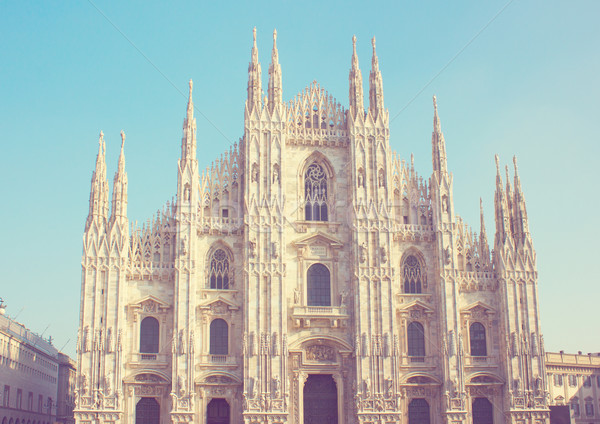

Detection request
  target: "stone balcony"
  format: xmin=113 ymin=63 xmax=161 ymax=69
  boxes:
xmin=291 ymin=305 xmax=349 ymax=328
xmin=129 ymin=352 xmax=170 ymax=368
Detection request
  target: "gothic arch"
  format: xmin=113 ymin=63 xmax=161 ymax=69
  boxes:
xmin=467 ymin=372 xmax=504 ymax=384
xmin=298 ymin=151 xmax=335 ymax=180
xmin=206 ymin=243 xmax=234 ymax=290
xmin=400 ymin=248 xmax=428 ymax=293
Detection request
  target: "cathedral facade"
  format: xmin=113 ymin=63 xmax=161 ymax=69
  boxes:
xmin=74 ymin=29 xmax=550 ymax=424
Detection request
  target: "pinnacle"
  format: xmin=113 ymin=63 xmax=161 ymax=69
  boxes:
xmin=120 ymin=130 xmax=126 ymax=150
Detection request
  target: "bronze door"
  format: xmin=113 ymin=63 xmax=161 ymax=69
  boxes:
xmin=303 ymin=374 xmax=338 ymax=424
xmin=207 ymin=398 xmax=230 ymax=424
xmin=135 ymin=398 xmax=159 ymax=424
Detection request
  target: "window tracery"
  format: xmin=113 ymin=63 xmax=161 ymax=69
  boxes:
xmin=209 ymin=248 xmax=233 ymax=290
xmin=304 ymin=163 xmax=328 ymax=221
xmin=403 ymin=255 xmax=423 ymax=294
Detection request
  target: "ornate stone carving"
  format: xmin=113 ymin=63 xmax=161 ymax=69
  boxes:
xmin=305 ymin=344 xmax=335 ymax=362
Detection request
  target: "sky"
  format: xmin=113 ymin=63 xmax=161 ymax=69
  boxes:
xmin=0 ymin=0 xmax=598 ymax=358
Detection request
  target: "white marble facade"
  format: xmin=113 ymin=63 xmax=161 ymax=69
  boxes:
xmin=74 ymin=30 xmax=551 ymax=424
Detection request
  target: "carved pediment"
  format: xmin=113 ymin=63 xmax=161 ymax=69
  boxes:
xmin=398 ymin=299 xmax=434 ymax=318
xmin=468 ymin=374 xmax=503 ymax=385
xmin=292 ymin=231 xmax=343 ymax=257
xmin=198 ymin=297 xmax=239 ymax=315
xmin=460 ymin=301 xmax=496 ymax=320
xmin=128 ymin=295 xmax=170 ymax=319
xmin=123 ymin=372 xmax=170 ymax=384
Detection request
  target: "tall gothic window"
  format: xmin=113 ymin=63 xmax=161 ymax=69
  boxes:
xmin=140 ymin=317 xmax=159 ymax=353
xmin=307 ymin=264 xmax=331 ymax=306
xmin=209 ymin=319 xmax=228 ymax=355
xmin=403 ymin=255 xmax=422 ymax=294
xmin=472 ymin=398 xmax=494 ymax=424
xmin=407 ymin=322 xmax=425 ymax=357
xmin=408 ymin=399 xmax=430 ymax=424
xmin=470 ymin=322 xmax=487 ymax=356
xmin=304 ymin=163 xmax=328 ymax=221
xmin=209 ymin=248 xmax=232 ymax=290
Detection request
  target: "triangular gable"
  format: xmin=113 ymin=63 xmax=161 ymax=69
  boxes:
xmin=460 ymin=301 xmax=496 ymax=317
xmin=398 ymin=299 xmax=434 ymax=317
xmin=198 ymin=296 xmax=239 ymax=315
xmin=129 ymin=295 xmax=170 ymax=314
xmin=292 ymin=231 xmax=343 ymax=249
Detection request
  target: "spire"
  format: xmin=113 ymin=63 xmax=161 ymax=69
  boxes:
xmin=181 ymin=79 xmax=197 ymax=163
xmin=110 ymin=131 xmax=128 ymax=225
xmin=247 ymin=27 xmax=262 ymax=113
xmin=512 ymin=155 xmax=530 ymax=245
xmin=431 ymin=96 xmax=448 ymax=176
xmin=268 ymin=28 xmax=282 ymax=113
xmin=368 ymin=36 xmax=384 ymax=120
xmin=479 ymin=198 xmax=490 ymax=262
xmin=348 ymin=35 xmax=364 ymax=119
xmin=86 ymin=131 xmax=109 ymax=230
xmin=494 ymin=155 xmax=511 ymax=246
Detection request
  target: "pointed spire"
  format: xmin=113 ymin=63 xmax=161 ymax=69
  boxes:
xmin=479 ymin=198 xmax=489 ymax=256
xmin=86 ymin=131 xmax=109 ymax=230
xmin=110 ymin=131 xmax=128 ymax=225
xmin=368 ymin=36 xmax=384 ymax=120
xmin=512 ymin=155 xmax=531 ymax=245
xmin=181 ymin=79 xmax=197 ymax=163
xmin=268 ymin=28 xmax=282 ymax=113
xmin=247 ymin=27 xmax=262 ymax=112
xmin=431 ymin=96 xmax=448 ymax=176
xmin=348 ymin=35 xmax=364 ymax=119
xmin=494 ymin=155 xmax=512 ymax=246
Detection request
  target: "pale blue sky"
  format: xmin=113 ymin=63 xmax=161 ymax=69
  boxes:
xmin=1 ymin=0 xmax=598 ymax=357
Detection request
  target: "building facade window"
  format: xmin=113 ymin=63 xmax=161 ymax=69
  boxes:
xmin=304 ymin=163 xmax=328 ymax=221
xmin=209 ymin=319 xmax=228 ymax=355
xmin=139 ymin=317 xmax=159 ymax=353
xmin=469 ymin=322 xmax=487 ymax=356
xmin=583 ymin=376 xmax=591 ymax=387
xmin=38 ymin=394 xmax=43 ymax=412
xmin=403 ymin=255 xmax=422 ymax=294
xmin=553 ymin=374 xmax=563 ymax=386
xmin=307 ymin=264 xmax=331 ymax=306
xmin=28 ymin=392 xmax=33 ymax=411
xmin=3 ymin=385 xmax=9 ymax=407
xmin=568 ymin=375 xmax=578 ymax=387
xmin=16 ymin=389 xmax=22 ymax=410
xmin=407 ymin=322 xmax=425 ymax=357
xmin=408 ymin=398 xmax=430 ymax=424
xmin=209 ymin=248 xmax=232 ymax=290
xmin=571 ymin=399 xmax=580 ymax=416
xmin=585 ymin=402 xmax=594 ymax=417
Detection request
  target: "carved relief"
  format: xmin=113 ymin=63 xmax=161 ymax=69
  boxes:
xmin=305 ymin=345 xmax=335 ymax=362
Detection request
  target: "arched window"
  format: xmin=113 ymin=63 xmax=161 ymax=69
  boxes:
xmin=403 ymin=255 xmax=422 ymax=294
xmin=408 ymin=398 xmax=430 ymax=424
xmin=136 ymin=397 xmax=159 ymax=424
xmin=140 ymin=317 xmax=159 ymax=353
xmin=304 ymin=163 xmax=328 ymax=221
xmin=407 ymin=322 xmax=425 ymax=358
xmin=472 ymin=397 xmax=493 ymax=424
xmin=209 ymin=248 xmax=232 ymax=290
xmin=210 ymin=319 xmax=228 ymax=355
xmin=307 ymin=264 xmax=331 ymax=306
xmin=470 ymin=322 xmax=487 ymax=356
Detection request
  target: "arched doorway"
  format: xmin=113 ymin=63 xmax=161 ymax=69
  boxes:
xmin=207 ymin=398 xmax=230 ymax=424
xmin=408 ymin=398 xmax=430 ymax=424
xmin=136 ymin=397 xmax=159 ymax=424
xmin=303 ymin=374 xmax=338 ymax=424
xmin=472 ymin=397 xmax=493 ymax=424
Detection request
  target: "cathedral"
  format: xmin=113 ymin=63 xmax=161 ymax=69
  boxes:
xmin=74 ymin=29 xmax=551 ymax=424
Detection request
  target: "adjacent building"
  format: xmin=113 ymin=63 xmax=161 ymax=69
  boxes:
xmin=0 ymin=312 xmax=74 ymax=424
xmin=74 ymin=30 xmax=594 ymax=424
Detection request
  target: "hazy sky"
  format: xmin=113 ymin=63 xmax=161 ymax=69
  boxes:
xmin=1 ymin=0 xmax=598 ymax=357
